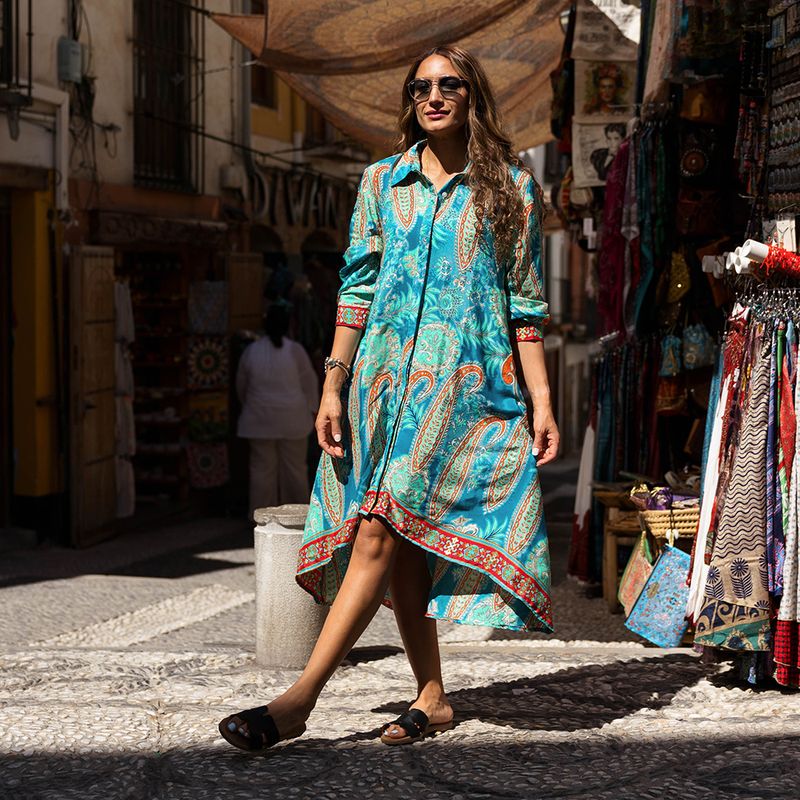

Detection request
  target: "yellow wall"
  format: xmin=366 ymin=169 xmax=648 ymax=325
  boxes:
xmin=11 ymin=189 xmax=60 ymax=497
xmin=251 ymin=78 xmax=306 ymax=141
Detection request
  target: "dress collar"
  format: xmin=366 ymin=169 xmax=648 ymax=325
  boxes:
xmin=389 ymin=139 xmax=471 ymax=187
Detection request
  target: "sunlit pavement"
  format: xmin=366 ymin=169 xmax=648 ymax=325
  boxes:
xmin=1 ymin=463 xmax=799 ymax=799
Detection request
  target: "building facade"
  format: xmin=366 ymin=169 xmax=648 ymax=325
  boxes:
xmin=0 ymin=0 xmax=365 ymax=547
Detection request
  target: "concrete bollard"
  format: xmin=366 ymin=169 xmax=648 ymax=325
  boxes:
xmin=253 ymin=504 xmax=328 ymax=669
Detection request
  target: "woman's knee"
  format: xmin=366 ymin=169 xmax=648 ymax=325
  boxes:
xmin=353 ymin=518 xmax=397 ymax=561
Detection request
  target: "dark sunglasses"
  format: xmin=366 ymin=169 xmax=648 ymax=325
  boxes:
xmin=407 ymin=76 xmax=469 ymax=102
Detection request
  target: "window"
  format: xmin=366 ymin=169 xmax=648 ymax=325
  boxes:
xmin=250 ymin=0 xmax=276 ymax=109
xmin=133 ymin=0 xmax=205 ymax=192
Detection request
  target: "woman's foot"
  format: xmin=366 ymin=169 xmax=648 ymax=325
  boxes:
xmin=381 ymin=690 xmax=453 ymax=743
xmin=219 ymin=691 xmax=312 ymax=752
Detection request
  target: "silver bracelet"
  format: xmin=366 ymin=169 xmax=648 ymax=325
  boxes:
xmin=324 ymin=356 xmax=351 ymax=380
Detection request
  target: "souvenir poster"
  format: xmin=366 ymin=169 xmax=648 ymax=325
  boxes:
xmin=574 ymin=60 xmax=637 ymax=119
xmin=572 ymin=0 xmax=639 ymax=62
xmin=572 ymin=121 xmax=628 ymax=187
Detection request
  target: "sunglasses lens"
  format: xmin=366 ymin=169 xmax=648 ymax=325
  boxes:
xmin=410 ymin=80 xmax=431 ymax=100
xmin=439 ymin=77 xmax=464 ymax=96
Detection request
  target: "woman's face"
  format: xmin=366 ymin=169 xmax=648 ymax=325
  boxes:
xmin=412 ymin=55 xmax=470 ymax=139
xmin=598 ymin=77 xmax=617 ymax=104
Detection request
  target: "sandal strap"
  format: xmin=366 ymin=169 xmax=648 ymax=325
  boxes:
xmin=235 ymin=705 xmax=281 ymax=749
xmin=388 ymin=708 xmax=429 ymax=738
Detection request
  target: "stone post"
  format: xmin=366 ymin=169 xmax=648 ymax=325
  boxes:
xmin=253 ymin=504 xmax=328 ymax=669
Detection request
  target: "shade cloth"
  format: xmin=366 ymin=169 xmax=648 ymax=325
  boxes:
xmin=212 ymin=0 xmax=571 ymax=150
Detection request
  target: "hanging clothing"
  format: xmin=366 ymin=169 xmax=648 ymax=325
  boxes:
xmin=297 ymin=140 xmax=552 ymax=632
xmin=695 ymin=331 xmax=772 ymax=652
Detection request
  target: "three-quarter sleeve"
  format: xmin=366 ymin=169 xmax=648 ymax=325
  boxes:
xmin=336 ymin=166 xmax=383 ymax=330
xmin=508 ymin=174 xmax=550 ymax=342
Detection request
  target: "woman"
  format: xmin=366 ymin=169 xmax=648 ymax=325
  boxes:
xmin=220 ymin=44 xmax=559 ymax=751
xmin=236 ymin=302 xmax=318 ymax=518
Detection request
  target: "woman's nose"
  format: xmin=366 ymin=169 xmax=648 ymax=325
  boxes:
xmin=428 ymin=84 xmax=445 ymax=103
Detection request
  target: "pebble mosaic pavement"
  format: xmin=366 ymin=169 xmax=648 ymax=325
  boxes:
xmin=2 ymin=465 xmax=799 ymax=799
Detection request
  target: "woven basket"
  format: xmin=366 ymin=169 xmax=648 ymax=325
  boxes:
xmin=639 ymin=507 xmax=699 ymax=539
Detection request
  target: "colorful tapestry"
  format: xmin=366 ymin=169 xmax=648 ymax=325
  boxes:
xmin=188 ymin=337 xmax=229 ymax=390
xmin=297 ymin=142 xmax=552 ymax=633
xmin=189 ymin=281 xmax=229 ymax=334
xmin=187 ymin=443 xmax=229 ymax=489
xmin=188 ymin=391 xmax=229 ymax=443
xmin=625 ymin=545 xmax=691 ymax=648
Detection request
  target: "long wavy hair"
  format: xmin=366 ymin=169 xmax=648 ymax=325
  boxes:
xmin=396 ymin=45 xmax=541 ymax=261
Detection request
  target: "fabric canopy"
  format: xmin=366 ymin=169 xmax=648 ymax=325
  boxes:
xmin=212 ymin=0 xmax=570 ymax=152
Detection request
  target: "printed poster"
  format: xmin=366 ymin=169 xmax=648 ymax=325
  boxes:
xmin=574 ymin=60 xmax=637 ymax=119
xmin=572 ymin=121 xmax=628 ymax=187
xmin=573 ymin=0 xmax=640 ymax=61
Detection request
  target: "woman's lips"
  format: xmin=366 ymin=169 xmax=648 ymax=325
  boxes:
xmin=425 ymin=111 xmax=449 ymax=119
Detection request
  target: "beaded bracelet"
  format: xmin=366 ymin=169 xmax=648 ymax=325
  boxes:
xmin=324 ymin=356 xmax=351 ymax=380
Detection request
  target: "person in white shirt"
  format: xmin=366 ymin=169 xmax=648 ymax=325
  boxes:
xmin=236 ymin=303 xmax=319 ymax=519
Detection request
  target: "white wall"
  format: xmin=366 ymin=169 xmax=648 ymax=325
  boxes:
xmin=2 ymin=1 xmax=244 ymax=197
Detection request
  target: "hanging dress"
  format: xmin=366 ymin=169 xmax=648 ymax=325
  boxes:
xmin=295 ymin=141 xmax=553 ymax=633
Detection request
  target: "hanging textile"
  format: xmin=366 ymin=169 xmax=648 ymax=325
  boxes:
xmin=211 ymin=1 xmax=573 ymax=150
xmin=688 ymin=290 xmax=800 ymax=685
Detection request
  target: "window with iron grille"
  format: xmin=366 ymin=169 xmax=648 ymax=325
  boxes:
xmin=133 ymin=0 xmax=205 ymax=192
xmin=250 ymin=0 xmax=276 ymax=109
xmin=0 ymin=0 xmax=12 ymax=86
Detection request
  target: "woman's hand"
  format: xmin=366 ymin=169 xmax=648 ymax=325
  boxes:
xmin=316 ymin=388 xmax=346 ymax=459
xmin=532 ymin=406 xmax=560 ymax=466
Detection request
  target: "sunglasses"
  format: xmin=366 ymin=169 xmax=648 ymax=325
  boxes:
xmin=407 ymin=76 xmax=470 ymax=102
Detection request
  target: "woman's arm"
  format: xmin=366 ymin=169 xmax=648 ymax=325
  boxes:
xmin=516 ymin=340 xmax=559 ymax=466
xmin=318 ymin=164 xmax=384 ymax=460
xmin=316 ymin=326 xmax=362 ymax=459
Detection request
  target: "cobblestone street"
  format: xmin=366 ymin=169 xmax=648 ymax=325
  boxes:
xmin=1 ymin=463 xmax=799 ymax=799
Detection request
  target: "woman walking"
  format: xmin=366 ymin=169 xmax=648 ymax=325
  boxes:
xmin=220 ymin=44 xmax=559 ymax=751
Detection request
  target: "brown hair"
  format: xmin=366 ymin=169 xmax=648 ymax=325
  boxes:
xmin=396 ymin=45 xmax=542 ymax=261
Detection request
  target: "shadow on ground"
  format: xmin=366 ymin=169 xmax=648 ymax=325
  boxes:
xmin=373 ymin=653 xmax=705 ymax=732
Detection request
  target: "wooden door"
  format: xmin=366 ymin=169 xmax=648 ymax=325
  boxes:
xmin=70 ymin=246 xmax=117 ymax=546
xmin=228 ymin=253 xmax=264 ymax=332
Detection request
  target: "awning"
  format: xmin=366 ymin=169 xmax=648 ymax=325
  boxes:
xmin=212 ymin=0 xmax=570 ymax=152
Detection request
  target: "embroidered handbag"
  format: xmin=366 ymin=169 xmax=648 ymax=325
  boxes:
xmin=682 ymin=323 xmax=716 ymax=370
xmin=624 ymin=545 xmax=691 ymax=648
xmin=618 ymin=532 xmax=655 ymax=616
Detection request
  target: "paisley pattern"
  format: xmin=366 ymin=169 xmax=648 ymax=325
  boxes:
xmin=297 ymin=140 xmax=552 ymax=632
xmin=411 ymin=364 xmax=484 ymax=471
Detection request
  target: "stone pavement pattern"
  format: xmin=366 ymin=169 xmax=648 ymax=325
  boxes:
xmin=1 ymin=468 xmax=800 ymax=799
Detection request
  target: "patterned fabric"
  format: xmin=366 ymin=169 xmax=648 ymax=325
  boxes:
xmin=625 ymin=545 xmax=691 ymax=648
xmin=336 ymin=305 xmax=370 ymax=330
xmin=695 ymin=332 xmax=772 ymax=651
xmin=779 ymin=349 xmax=800 ymax=623
xmin=513 ymin=323 xmax=544 ymax=342
xmin=189 ymin=281 xmax=228 ymax=334
xmin=188 ymin=337 xmax=229 ymax=390
xmin=188 ymin=392 xmax=229 ymax=443
xmin=774 ymin=620 xmax=800 ymax=687
xmin=298 ymin=140 xmax=552 ymax=632
xmin=618 ymin=533 xmax=653 ymax=617
xmin=187 ymin=443 xmax=229 ymax=488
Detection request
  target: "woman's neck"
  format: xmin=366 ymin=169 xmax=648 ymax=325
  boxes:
xmin=421 ymin=134 xmax=468 ymax=176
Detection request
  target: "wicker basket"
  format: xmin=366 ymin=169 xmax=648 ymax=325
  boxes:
xmin=639 ymin=507 xmax=700 ymax=539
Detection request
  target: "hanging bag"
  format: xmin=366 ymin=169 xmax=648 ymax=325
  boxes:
xmin=624 ymin=544 xmax=691 ymax=647
xmin=618 ymin=532 xmax=655 ymax=616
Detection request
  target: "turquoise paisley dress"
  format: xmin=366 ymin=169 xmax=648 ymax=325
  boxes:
xmin=296 ymin=140 xmax=552 ymax=632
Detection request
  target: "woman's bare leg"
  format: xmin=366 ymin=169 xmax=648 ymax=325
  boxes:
xmin=231 ymin=514 xmax=401 ymax=739
xmin=383 ymin=539 xmax=452 ymax=739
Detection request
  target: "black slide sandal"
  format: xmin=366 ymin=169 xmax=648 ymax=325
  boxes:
xmin=218 ymin=705 xmax=284 ymax=753
xmin=380 ymin=708 xmax=454 ymax=746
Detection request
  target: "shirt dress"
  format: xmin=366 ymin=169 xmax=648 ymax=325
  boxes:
xmin=296 ymin=140 xmax=553 ymax=633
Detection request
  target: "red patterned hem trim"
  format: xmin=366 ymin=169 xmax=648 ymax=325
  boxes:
xmin=336 ymin=304 xmax=369 ymax=329
xmin=296 ymin=489 xmax=552 ymax=631
xmin=514 ymin=322 xmax=544 ymax=342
